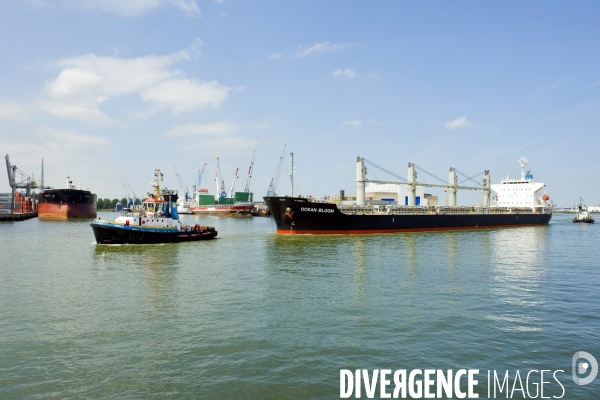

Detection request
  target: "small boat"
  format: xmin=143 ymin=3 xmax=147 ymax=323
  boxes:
xmin=573 ymin=198 xmax=594 ymax=224
xmin=91 ymin=168 xmax=218 ymax=244
xmin=251 ymin=205 xmax=269 ymax=217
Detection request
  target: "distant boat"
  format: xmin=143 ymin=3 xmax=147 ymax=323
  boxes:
xmin=573 ymin=198 xmax=594 ymax=224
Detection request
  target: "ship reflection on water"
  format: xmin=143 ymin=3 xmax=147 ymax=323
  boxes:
xmin=93 ymin=243 xmax=181 ymax=314
xmin=264 ymin=226 xmax=553 ymax=333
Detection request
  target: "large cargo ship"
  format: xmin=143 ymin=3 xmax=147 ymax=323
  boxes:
xmin=264 ymin=157 xmax=552 ymax=234
xmin=38 ymin=176 xmax=97 ymax=220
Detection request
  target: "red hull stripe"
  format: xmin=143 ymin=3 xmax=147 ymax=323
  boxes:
xmin=276 ymin=223 xmax=546 ymax=235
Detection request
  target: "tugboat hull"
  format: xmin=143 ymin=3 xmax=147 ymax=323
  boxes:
xmin=91 ymin=221 xmax=217 ymax=244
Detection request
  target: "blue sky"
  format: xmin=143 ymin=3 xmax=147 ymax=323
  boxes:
xmin=1 ymin=1 xmax=599 ymax=206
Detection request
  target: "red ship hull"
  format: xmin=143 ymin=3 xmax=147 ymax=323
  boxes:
xmin=38 ymin=189 xmax=97 ymax=220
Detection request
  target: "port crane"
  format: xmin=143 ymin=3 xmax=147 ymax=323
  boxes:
xmin=173 ymin=166 xmax=190 ymax=201
xmin=121 ymin=179 xmax=132 ymax=207
xmin=126 ymin=178 xmax=138 ymax=206
xmin=196 ymin=163 xmax=207 ymax=190
xmin=215 ymin=157 xmax=226 ymax=198
xmin=243 ymin=150 xmax=255 ymax=193
xmin=5 ymin=154 xmax=38 ymax=198
xmin=228 ymin=168 xmax=239 ymax=198
xmin=266 ymin=145 xmax=286 ymax=196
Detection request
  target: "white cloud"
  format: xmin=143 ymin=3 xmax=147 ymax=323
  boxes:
xmin=333 ymin=68 xmax=356 ymax=78
xmin=294 ymin=42 xmax=351 ymax=58
xmin=527 ymin=76 xmax=574 ymax=101
xmin=165 ymin=122 xmax=258 ymax=150
xmin=41 ymin=128 xmax=111 ymax=149
xmin=0 ymin=99 xmax=29 ymax=121
xmin=165 ymin=121 xmax=239 ymax=137
xmin=40 ymin=38 xmax=229 ymax=123
xmin=342 ymin=119 xmax=362 ymax=126
xmin=445 ymin=116 xmax=471 ymax=130
xmin=30 ymin=0 xmax=200 ymax=17
xmin=269 ymin=53 xmax=283 ymax=59
xmin=141 ymin=79 xmax=229 ymax=114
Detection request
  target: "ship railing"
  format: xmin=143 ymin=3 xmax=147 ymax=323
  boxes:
xmin=337 ymin=205 xmax=550 ymax=216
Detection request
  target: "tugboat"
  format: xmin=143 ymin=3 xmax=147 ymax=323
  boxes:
xmin=91 ymin=168 xmax=218 ymax=244
xmin=573 ymin=198 xmax=594 ymax=224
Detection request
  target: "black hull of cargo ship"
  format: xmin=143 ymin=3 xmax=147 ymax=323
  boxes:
xmin=264 ymin=197 xmax=552 ymax=235
xmin=91 ymin=222 xmax=218 ymax=244
xmin=39 ymin=189 xmax=97 ymax=219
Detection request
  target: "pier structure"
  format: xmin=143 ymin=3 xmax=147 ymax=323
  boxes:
xmin=355 ymin=157 xmax=491 ymax=207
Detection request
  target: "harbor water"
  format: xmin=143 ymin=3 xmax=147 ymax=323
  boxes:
xmin=1 ymin=213 xmax=599 ymax=398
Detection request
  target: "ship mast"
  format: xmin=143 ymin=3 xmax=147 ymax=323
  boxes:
xmin=519 ymin=157 xmax=528 ymax=180
xmin=153 ymin=168 xmax=163 ymax=199
xmin=290 ymin=151 xmax=294 ymax=197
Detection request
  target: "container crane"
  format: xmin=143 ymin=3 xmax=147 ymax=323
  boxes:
xmin=228 ymin=168 xmax=239 ymax=198
xmin=5 ymin=154 xmax=38 ymax=198
xmin=243 ymin=150 xmax=255 ymax=193
xmin=173 ymin=166 xmax=190 ymax=202
xmin=266 ymin=145 xmax=286 ymax=196
xmin=215 ymin=156 xmax=226 ymax=198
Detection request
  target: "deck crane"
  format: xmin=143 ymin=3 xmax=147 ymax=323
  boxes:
xmin=215 ymin=156 xmax=226 ymax=198
xmin=228 ymin=168 xmax=239 ymax=198
xmin=173 ymin=166 xmax=190 ymax=202
xmin=243 ymin=150 xmax=255 ymax=193
xmin=266 ymin=144 xmax=286 ymax=196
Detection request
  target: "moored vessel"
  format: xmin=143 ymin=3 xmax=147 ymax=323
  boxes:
xmin=38 ymin=176 xmax=97 ymax=220
xmin=91 ymin=168 xmax=217 ymax=244
xmin=189 ymin=155 xmax=254 ymax=217
xmin=265 ymin=157 xmax=552 ymax=234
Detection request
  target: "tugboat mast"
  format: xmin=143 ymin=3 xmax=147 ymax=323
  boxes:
xmin=153 ymin=168 xmax=163 ymax=198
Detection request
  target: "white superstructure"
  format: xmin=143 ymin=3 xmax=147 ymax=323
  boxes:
xmin=365 ymin=182 xmax=434 ymax=206
xmin=491 ymin=157 xmax=550 ymax=209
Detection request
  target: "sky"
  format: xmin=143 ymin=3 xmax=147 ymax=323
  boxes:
xmin=1 ymin=1 xmax=600 ymax=206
